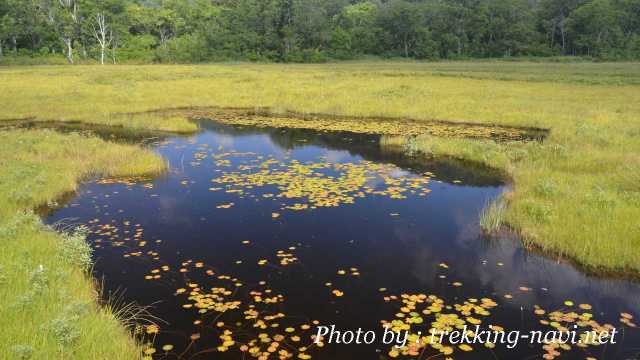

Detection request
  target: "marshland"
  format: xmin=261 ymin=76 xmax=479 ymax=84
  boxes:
xmin=1 ymin=62 xmax=640 ymax=360
xmin=2 ymin=1 xmax=640 ymax=358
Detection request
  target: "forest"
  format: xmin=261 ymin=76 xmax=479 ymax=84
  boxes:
xmin=1 ymin=0 xmax=639 ymax=63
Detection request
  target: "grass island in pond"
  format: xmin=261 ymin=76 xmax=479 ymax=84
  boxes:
xmin=1 ymin=62 xmax=639 ymax=360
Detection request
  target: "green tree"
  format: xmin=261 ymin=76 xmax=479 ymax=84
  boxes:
xmin=336 ymin=1 xmax=378 ymax=54
xmin=568 ymin=0 xmax=623 ymax=56
xmin=0 ymin=0 xmax=638 ymax=62
xmin=377 ymin=0 xmax=423 ymax=57
xmin=536 ymin=0 xmax=585 ymax=54
xmin=484 ymin=0 xmax=537 ymax=56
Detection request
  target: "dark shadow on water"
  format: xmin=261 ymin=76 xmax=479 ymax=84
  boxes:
xmin=0 ymin=119 xmax=189 ymax=145
xmin=149 ymin=106 xmax=550 ymax=142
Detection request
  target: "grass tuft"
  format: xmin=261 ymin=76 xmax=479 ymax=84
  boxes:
xmin=480 ymin=198 xmax=508 ymax=233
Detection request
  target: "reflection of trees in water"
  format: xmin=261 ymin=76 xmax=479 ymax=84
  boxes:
xmin=199 ymin=119 xmax=505 ymax=187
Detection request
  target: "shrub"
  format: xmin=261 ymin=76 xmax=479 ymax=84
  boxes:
xmin=57 ymin=227 xmax=93 ymax=271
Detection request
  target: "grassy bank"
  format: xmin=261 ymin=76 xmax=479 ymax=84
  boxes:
xmin=0 ymin=61 xmax=639 ymax=275
xmin=0 ymin=129 xmax=164 ymax=359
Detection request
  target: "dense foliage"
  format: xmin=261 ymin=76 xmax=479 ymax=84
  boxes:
xmin=1 ymin=0 xmax=639 ymax=63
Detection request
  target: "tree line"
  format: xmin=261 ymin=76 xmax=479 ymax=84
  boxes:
xmin=1 ymin=0 xmax=639 ymax=63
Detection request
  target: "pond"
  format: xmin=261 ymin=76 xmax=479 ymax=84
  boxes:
xmin=44 ymin=120 xmax=640 ymax=360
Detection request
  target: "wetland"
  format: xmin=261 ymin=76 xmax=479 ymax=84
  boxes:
xmin=41 ymin=119 xmax=640 ymax=360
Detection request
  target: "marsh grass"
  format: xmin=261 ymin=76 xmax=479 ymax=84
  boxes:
xmin=0 ymin=129 xmax=164 ymax=359
xmin=1 ymin=61 xmax=639 ymax=358
xmin=480 ymin=197 xmax=508 ymax=233
xmin=1 ymin=62 xmax=639 ymax=272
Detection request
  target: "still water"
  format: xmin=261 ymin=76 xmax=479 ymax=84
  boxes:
xmin=45 ymin=121 xmax=640 ymax=359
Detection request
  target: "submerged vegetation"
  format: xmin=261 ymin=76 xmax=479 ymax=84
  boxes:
xmin=0 ymin=129 xmax=164 ymax=358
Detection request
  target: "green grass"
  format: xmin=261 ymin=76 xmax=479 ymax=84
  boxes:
xmin=0 ymin=129 xmax=164 ymax=359
xmin=413 ymin=61 xmax=640 ymax=85
xmin=0 ymin=61 xmax=639 ymax=273
xmin=479 ymin=196 xmax=508 ymax=233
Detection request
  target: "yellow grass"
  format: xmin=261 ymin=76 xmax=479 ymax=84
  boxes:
xmin=1 ymin=61 xmax=639 ymax=275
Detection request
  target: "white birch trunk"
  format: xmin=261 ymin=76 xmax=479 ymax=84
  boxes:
xmin=92 ymin=13 xmax=112 ymax=65
xmin=63 ymin=36 xmax=73 ymax=63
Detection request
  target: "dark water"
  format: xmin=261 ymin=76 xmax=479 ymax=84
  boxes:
xmin=45 ymin=121 xmax=640 ymax=360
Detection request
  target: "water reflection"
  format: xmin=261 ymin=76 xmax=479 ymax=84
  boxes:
xmin=44 ymin=121 xmax=639 ymax=360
